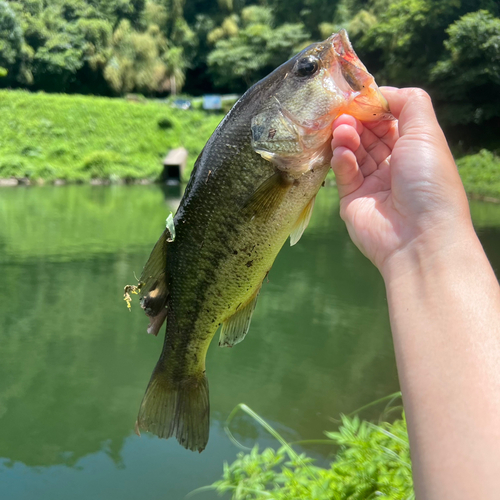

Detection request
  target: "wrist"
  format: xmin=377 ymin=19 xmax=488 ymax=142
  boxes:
xmin=380 ymin=220 xmax=481 ymax=288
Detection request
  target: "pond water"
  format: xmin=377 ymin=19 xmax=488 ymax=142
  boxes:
xmin=1 ymin=184 xmax=500 ymax=500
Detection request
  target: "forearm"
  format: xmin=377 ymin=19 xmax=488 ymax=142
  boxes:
xmin=384 ymin=229 xmax=500 ymax=500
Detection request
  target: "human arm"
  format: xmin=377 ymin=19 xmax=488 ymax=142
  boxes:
xmin=331 ymin=87 xmax=500 ymax=500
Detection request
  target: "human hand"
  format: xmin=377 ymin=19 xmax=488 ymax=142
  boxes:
xmin=330 ymin=87 xmax=474 ymax=280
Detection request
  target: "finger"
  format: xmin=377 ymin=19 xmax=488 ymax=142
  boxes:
xmin=357 ymin=125 xmax=393 ymax=168
xmin=331 ymin=124 xmax=361 ymax=153
xmin=380 ymin=87 xmax=460 ymax=198
xmin=355 ymin=157 xmax=391 ymax=198
xmin=353 ymin=141 xmax=379 ymax=177
xmin=362 ymin=118 xmax=399 ymax=151
xmin=380 ymin=87 xmax=445 ymax=141
xmin=332 ymin=114 xmax=364 ymax=135
xmin=331 ymin=146 xmax=364 ymax=198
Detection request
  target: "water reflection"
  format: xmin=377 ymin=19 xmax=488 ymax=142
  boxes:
xmin=159 ymin=183 xmax=183 ymax=210
xmin=0 ymin=185 xmax=497 ymax=499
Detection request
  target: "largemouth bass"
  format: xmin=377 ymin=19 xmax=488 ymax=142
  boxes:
xmin=133 ymin=30 xmax=392 ymax=452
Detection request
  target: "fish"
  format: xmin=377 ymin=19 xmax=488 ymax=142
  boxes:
xmin=132 ymin=29 xmax=392 ymax=452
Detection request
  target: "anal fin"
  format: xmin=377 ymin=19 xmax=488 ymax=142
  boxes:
xmin=219 ymin=287 xmax=261 ymax=347
xmin=289 ymin=195 xmax=316 ymax=246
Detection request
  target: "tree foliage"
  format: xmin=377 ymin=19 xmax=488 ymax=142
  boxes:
xmin=207 ymin=6 xmax=308 ymax=90
xmin=0 ymin=1 xmax=24 ymax=80
xmin=0 ymin=0 xmax=499 ymax=139
xmin=431 ymin=10 xmax=500 ymax=125
xmin=104 ymin=20 xmax=169 ymax=94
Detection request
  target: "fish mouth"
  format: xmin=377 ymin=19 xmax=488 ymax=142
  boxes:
xmin=327 ymin=30 xmax=392 ymax=118
xmin=330 ymin=29 xmax=359 ymax=65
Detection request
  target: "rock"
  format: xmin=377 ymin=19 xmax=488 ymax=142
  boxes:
xmin=0 ymin=178 xmax=19 ymax=187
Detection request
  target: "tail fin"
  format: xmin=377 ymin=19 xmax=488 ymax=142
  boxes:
xmin=135 ymin=366 xmax=210 ymax=452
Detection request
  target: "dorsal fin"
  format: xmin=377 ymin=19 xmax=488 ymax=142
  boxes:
xmin=289 ymin=195 xmax=316 ymax=246
xmin=139 ymin=228 xmax=170 ymax=335
xmin=219 ymin=287 xmax=261 ymax=347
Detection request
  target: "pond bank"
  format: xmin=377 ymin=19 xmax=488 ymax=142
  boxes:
xmin=0 ymin=90 xmax=499 ymax=199
xmin=0 ymin=176 xmax=155 ymax=187
xmin=2 ymin=172 xmax=499 ymax=205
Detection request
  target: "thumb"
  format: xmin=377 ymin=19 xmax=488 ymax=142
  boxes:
xmin=380 ymin=87 xmax=445 ymax=141
xmin=380 ymin=87 xmax=467 ymax=214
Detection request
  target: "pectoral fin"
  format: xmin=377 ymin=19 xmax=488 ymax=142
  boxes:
xmin=139 ymin=229 xmax=170 ymax=335
xmin=289 ymin=195 xmax=316 ymax=246
xmin=219 ymin=287 xmax=261 ymax=347
xmin=242 ymin=172 xmax=292 ymax=222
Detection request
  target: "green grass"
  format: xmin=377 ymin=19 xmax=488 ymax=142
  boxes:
xmin=0 ymin=90 xmax=224 ymax=183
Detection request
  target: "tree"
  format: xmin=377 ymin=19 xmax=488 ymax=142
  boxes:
xmin=104 ymin=19 xmax=170 ymax=94
xmin=141 ymin=1 xmax=168 ymax=30
xmin=76 ymin=17 xmax=113 ymax=71
xmin=164 ymin=44 xmax=188 ymax=94
xmin=0 ymin=1 xmax=24 ymax=82
xmin=207 ymin=6 xmax=309 ymax=91
xmin=431 ymin=10 xmax=500 ymax=125
xmin=353 ymin=0 xmax=500 ymax=87
xmin=93 ymin=0 xmax=146 ymax=28
xmin=269 ymin=0 xmax=342 ymax=37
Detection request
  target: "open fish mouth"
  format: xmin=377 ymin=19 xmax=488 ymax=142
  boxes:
xmin=331 ymin=29 xmax=362 ymax=64
xmin=328 ymin=29 xmax=392 ymax=119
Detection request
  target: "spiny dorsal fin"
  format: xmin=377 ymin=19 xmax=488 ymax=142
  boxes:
xmin=139 ymin=228 xmax=169 ymax=336
xmin=219 ymin=287 xmax=261 ymax=347
xmin=242 ymin=172 xmax=292 ymax=222
xmin=290 ymin=195 xmax=316 ymax=246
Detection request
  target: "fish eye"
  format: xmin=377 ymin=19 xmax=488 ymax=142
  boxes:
xmin=296 ymin=56 xmax=319 ymax=77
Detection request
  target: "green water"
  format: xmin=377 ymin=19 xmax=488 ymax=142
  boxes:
xmin=1 ymin=185 xmax=500 ymax=500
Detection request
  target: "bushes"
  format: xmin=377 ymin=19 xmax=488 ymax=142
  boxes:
xmin=0 ymin=156 xmax=28 ymax=178
xmin=457 ymin=149 xmax=500 ymax=200
xmin=157 ymin=116 xmax=175 ymax=129
xmin=80 ymin=150 xmax=126 ymax=180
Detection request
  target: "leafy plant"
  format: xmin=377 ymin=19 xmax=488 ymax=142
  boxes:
xmin=0 ymin=155 xmax=27 ymax=177
xmin=80 ymin=150 xmax=125 ymax=179
xmin=157 ymin=116 xmax=175 ymax=129
xmin=192 ymin=402 xmax=414 ymax=500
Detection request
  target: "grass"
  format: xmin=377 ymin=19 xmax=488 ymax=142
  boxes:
xmin=0 ymin=90 xmax=499 ymax=201
xmin=0 ymin=90 xmax=224 ymax=183
xmin=193 ymin=401 xmax=414 ymax=500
